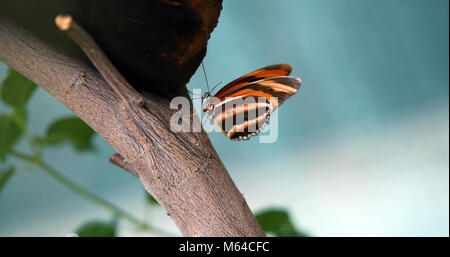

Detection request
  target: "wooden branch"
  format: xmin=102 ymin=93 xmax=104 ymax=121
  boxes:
xmin=0 ymin=11 xmax=265 ymax=236
xmin=109 ymin=153 xmax=139 ymax=178
xmin=55 ymin=15 xmax=139 ymax=102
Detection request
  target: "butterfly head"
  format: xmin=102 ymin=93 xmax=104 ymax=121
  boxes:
xmin=202 ymin=92 xmax=216 ymax=112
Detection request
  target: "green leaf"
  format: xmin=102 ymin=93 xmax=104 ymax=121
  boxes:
xmin=255 ymin=208 xmax=307 ymax=237
xmin=12 ymin=107 xmax=27 ymax=129
xmin=255 ymin=209 xmax=295 ymax=234
xmin=0 ymin=167 xmax=15 ymax=196
xmin=0 ymin=68 xmax=37 ymax=109
xmin=42 ymin=117 xmax=96 ymax=151
xmin=0 ymin=114 xmax=22 ymax=160
xmin=75 ymin=220 xmax=116 ymax=237
xmin=145 ymin=192 xmax=159 ymax=206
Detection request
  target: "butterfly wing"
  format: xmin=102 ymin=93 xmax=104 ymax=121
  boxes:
xmin=214 ymin=64 xmax=292 ymax=99
xmin=208 ymin=64 xmax=301 ymax=140
xmin=210 ymin=95 xmax=273 ymax=140
xmin=218 ymin=76 xmax=301 ymax=108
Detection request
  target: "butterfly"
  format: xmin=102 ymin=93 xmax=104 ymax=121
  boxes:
xmin=197 ymin=64 xmax=301 ymax=141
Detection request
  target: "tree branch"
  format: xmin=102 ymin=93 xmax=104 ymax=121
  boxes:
xmin=55 ymin=15 xmax=139 ymax=102
xmin=0 ymin=2 xmax=265 ymax=236
xmin=109 ymin=153 xmax=139 ymax=178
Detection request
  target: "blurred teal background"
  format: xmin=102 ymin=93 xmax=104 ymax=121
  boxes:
xmin=0 ymin=0 xmax=448 ymax=236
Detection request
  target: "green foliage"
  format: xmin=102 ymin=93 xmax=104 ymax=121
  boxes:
xmin=0 ymin=68 xmax=36 ymax=160
xmin=0 ymin=69 xmax=37 ymax=109
xmin=75 ymin=220 xmax=116 ymax=237
xmin=255 ymin=208 xmax=307 ymax=237
xmin=40 ymin=117 xmax=96 ymax=152
xmin=0 ymin=115 xmax=22 ymax=160
xmin=0 ymin=69 xmax=96 ymax=153
xmin=0 ymin=167 xmax=15 ymax=196
xmin=12 ymin=107 xmax=27 ymax=129
xmin=146 ymin=192 xmax=159 ymax=205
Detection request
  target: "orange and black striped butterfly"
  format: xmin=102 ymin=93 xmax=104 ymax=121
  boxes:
xmin=200 ymin=64 xmax=301 ymax=140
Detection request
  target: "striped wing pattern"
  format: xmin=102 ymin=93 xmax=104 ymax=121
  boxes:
xmin=219 ymin=76 xmax=301 ymax=108
xmin=214 ymin=64 xmax=292 ymax=99
xmin=206 ymin=64 xmax=301 ymax=140
xmin=212 ymin=96 xmax=273 ymax=140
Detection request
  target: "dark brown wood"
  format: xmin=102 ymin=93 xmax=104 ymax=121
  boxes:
xmin=0 ymin=0 xmax=222 ymax=98
xmin=0 ymin=1 xmax=265 ymax=237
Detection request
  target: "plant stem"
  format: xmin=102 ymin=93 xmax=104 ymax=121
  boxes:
xmin=8 ymin=150 xmax=173 ymax=236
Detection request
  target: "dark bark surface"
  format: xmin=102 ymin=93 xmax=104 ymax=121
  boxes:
xmin=0 ymin=0 xmax=221 ymax=97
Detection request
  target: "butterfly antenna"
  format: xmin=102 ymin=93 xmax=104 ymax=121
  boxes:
xmin=201 ymin=61 xmax=210 ymax=92
xmin=210 ymin=81 xmax=223 ymax=94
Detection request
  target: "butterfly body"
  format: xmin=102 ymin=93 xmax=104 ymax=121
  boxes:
xmin=201 ymin=64 xmax=301 ymax=141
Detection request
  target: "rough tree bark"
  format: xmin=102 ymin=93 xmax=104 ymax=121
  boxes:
xmin=0 ymin=0 xmax=265 ymax=236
